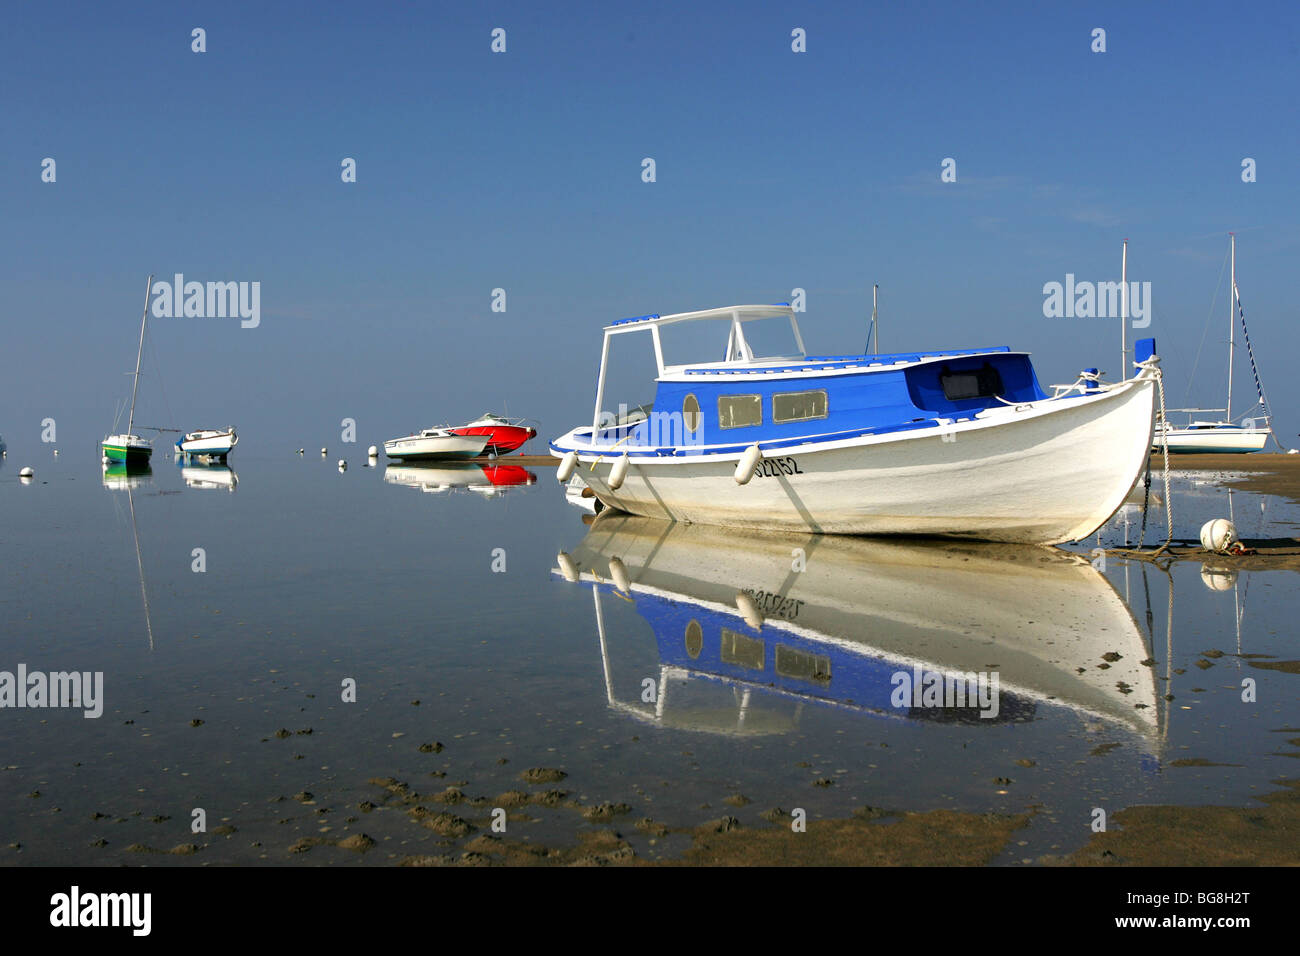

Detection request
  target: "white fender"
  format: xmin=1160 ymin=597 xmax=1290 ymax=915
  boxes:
xmin=735 ymin=591 xmax=763 ymax=631
xmin=556 ymin=451 xmax=578 ymax=482
xmin=556 ymin=552 xmax=580 ymax=583
xmin=734 ymin=444 xmax=762 ymax=485
xmin=608 ymin=556 xmax=631 ymax=595
xmin=608 ymin=453 xmax=630 ymax=491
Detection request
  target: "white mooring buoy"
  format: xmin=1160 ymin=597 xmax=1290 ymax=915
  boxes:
xmin=1199 ymin=518 xmax=1236 ymax=554
xmin=1199 ymin=565 xmax=1238 ymax=591
xmin=338 ymin=459 xmax=347 ymax=471
xmin=321 ymin=447 xmax=327 ymax=456
xmin=608 ymin=453 xmax=630 ymax=491
xmin=297 ymin=448 xmax=305 ymax=455
xmin=735 ymin=444 xmax=762 ymax=485
xmin=19 ymin=466 xmax=34 ymax=478
xmin=368 ymin=445 xmax=378 ymax=457
xmin=556 ymin=450 xmax=578 ymax=482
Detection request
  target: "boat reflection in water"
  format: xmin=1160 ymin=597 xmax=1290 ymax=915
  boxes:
xmin=101 ymin=461 xmax=156 ymax=649
xmin=101 ymin=460 xmax=153 ymax=490
xmin=554 ymin=515 xmax=1158 ymax=741
xmin=179 ymin=460 xmax=239 ymax=492
xmin=384 ymin=462 xmax=536 ymax=498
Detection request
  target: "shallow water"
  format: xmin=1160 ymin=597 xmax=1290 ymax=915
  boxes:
xmin=1 ymin=451 xmax=1297 ymax=865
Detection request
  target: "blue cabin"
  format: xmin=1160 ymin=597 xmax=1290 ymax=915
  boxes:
xmin=576 ymin=305 xmax=1048 ymax=456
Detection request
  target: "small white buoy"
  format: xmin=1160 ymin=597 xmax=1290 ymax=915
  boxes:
xmin=52 ymin=449 xmax=58 ymax=456
xmin=102 ymin=455 xmax=110 ymax=464
xmin=556 ymin=450 xmax=578 ymax=482
xmin=368 ymin=445 xmax=378 ymax=458
xmin=608 ymin=556 xmax=631 ymax=595
xmin=19 ymin=466 xmax=34 ymax=478
xmin=556 ymin=552 xmax=580 ymax=583
xmin=321 ymin=447 xmax=327 ymax=456
xmin=608 ymin=453 xmax=630 ymax=491
xmin=1199 ymin=518 xmax=1236 ymax=554
xmin=297 ymin=448 xmax=305 ymax=455
xmin=338 ymin=459 xmax=347 ymax=471
xmin=735 ymin=591 xmax=763 ymax=631
xmin=735 ymin=444 xmax=762 ymax=485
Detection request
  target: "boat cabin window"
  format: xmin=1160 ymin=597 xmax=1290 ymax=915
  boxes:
xmin=940 ymin=363 xmax=1004 ymax=401
xmin=682 ymin=394 xmax=701 ymax=433
xmin=773 ymin=389 xmax=828 ymax=424
xmin=774 ymin=645 xmax=831 ymax=684
xmin=684 ymin=620 xmax=703 ymax=659
xmin=718 ymin=394 xmax=762 ymax=429
xmin=720 ymin=629 xmax=764 ymax=670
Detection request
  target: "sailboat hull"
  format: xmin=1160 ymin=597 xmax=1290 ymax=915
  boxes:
xmin=1155 ymin=426 xmax=1268 ymax=454
xmin=102 ymin=436 xmax=153 ymax=463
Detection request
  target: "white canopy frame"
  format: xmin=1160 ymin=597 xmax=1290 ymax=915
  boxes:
xmin=590 ymin=305 xmax=806 ymax=431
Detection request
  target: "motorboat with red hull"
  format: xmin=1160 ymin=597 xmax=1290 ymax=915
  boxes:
xmin=447 ymin=413 xmax=537 ymax=455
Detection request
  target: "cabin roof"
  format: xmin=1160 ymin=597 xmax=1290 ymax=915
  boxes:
xmin=675 ymin=346 xmax=1013 ymax=377
xmin=605 ymin=303 xmax=793 ymax=332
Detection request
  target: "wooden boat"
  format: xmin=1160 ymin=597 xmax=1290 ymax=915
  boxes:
xmin=551 ymin=303 xmax=1159 ymax=544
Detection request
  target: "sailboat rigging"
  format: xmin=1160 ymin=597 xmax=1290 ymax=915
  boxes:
xmin=1155 ymin=235 xmax=1280 ymax=452
xmin=102 ymin=275 xmax=162 ymax=464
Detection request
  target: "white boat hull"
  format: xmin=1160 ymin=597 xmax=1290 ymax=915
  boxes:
xmin=384 ymin=433 xmax=489 ymax=460
xmin=179 ymin=430 xmax=238 ymax=457
xmin=554 ymin=373 xmax=1157 ymax=545
xmin=1155 ymin=427 xmax=1267 ymax=454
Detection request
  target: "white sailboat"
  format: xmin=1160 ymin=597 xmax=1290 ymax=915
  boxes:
xmin=1156 ymin=234 xmax=1276 ymax=453
xmin=177 ymin=427 xmax=238 ymax=459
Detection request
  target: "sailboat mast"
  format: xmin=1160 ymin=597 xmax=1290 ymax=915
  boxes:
xmin=126 ymin=274 xmax=154 ymax=434
xmin=1227 ymin=234 xmax=1235 ymax=423
xmin=1120 ymin=239 xmax=1128 ymax=381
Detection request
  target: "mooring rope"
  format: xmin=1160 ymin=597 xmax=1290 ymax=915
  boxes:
xmin=1114 ymin=362 xmax=1173 ymax=560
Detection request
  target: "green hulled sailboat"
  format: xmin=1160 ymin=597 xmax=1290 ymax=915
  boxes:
xmin=102 ymin=275 xmax=157 ymax=465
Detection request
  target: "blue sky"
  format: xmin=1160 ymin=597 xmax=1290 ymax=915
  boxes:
xmin=3 ymin=0 xmax=1297 ymax=455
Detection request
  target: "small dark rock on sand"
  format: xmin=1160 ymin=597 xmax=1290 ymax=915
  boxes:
xmin=521 ymin=767 xmax=567 ymax=784
xmin=582 ymin=802 xmax=632 ymax=822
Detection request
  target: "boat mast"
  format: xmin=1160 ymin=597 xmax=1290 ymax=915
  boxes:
xmin=1120 ymin=239 xmax=1128 ymax=382
xmin=871 ymin=284 xmax=879 ymax=354
xmin=127 ymin=274 xmax=154 ymax=435
xmin=1226 ymin=233 xmax=1235 ymax=423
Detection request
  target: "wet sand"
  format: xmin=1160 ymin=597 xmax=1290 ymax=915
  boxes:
xmin=1117 ymin=453 xmax=1300 ymax=572
xmin=483 ymin=454 xmax=557 ymax=466
xmin=1058 ymin=777 xmax=1300 ymax=866
xmin=1158 ymin=451 xmax=1300 ymax=503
